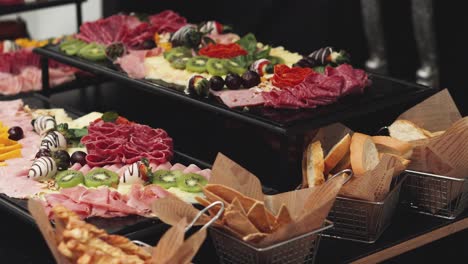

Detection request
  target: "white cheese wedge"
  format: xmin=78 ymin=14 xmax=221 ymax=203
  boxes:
xmin=68 ymin=112 xmax=102 ymax=129
xmin=32 ymin=108 xmax=73 ymax=124
xmin=166 ymin=187 xmax=204 ymax=204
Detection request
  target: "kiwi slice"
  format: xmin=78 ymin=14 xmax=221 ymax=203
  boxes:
xmin=186 ymin=56 xmax=208 ymax=73
xmin=224 ymin=60 xmax=247 ymax=75
xmin=170 ymin=57 xmax=190 ymax=70
xmin=205 ymin=58 xmax=228 ymax=76
xmin=152 ymin=170 xmax=182 ymax=189
xmin=176 ymin=173 xmax=207 ymax=193
xmin=56 ymin=170 xmax=84 ymax=188
xmin=268 ymin=56 xmax=285 ymax=65
xmin=84 ymin=168 xmax=119 ymax=188
xmin=164 ymin=47 xmax=192 ymax=61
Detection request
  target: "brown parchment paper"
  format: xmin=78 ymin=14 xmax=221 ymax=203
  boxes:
xmin=153 ymin=153 xmax=349 ymax=247
xmin=397 ymin=89 xmax=461 ymax=132
xmin=339 ymin=154 xmax=407 ymax=202
xmin=395 ymin=89 xmax=468 ymax=178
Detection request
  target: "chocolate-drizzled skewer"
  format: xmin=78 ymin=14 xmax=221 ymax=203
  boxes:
xmin=28 ymin=157 xmax=57 ymax=181
xmin=40 ymin=131 xmax=67 ymax=151
xmin=32 ymin=116 xmax=56 ymax=135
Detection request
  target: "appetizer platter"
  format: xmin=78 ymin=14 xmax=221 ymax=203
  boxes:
xmin=0 ymin=94 xmax=214 ymax=236
xmin=34 ymin=10 xmax=437 ymax=132
xmin=0 ymin=38 xmax=79 ymax=96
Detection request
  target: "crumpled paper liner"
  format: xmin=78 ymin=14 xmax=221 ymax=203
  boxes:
xmin=152 ymin=153 xmax=348 ymax=247
xmin=28 ymin=199 xmax=205 ymax=264
xmin=339 ymin=154 xmax=407 ymax=202
xmin=152 ymin=217 xmax=207 ymax=264
xmin=397 ymin=89 xmax=468 ymax=178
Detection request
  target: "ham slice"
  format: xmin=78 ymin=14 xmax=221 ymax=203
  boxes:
xmin=196 ymin=169 xmax=212 ymax=180
xmin=170 ymin=163 xmax=186 ymax=171
xmin=115 ymin=49 xmax=163 ymax=79
xmin=214 ymin=89 xmax=266 ymax=108
xmin=70 ymin=163 xmax=83 ymax=171
xmin=183 ymin=164 xmax=201 ymax=174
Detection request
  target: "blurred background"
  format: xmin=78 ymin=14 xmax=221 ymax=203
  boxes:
xmin=2 ymin=0 xmax=465 ymax=113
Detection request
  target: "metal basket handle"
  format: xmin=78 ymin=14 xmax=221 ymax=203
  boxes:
xmin=376 ymin=126 xmax=389 ymax=135
xmin=132 ymin=201 xmax=225 ymax=247
xmin=132 ymin=240 xmax=151 ymax=247
xmin=329 ymin=169 xmax=354 ymax=184
xmin=296 ymin=169 xmax=354 ymax=190
xmin=185 ymin=201 xmax=225 ymax=233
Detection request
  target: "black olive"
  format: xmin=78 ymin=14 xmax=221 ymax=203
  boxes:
xmin=209 ymin=76 xmax=225 ymax=91
xmin=241 ymin=71 xmax=261 ymax=88
xmin=225 ymin=73 xmax=243 ymax=90
xmin=71 ymin=151 xmax=87 ymax=166
xmin=8 ymin=126 xmax=24 ymax=141
xmin=52 ymin=150 xmax=71 ymax=170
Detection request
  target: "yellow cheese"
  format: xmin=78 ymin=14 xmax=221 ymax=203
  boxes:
xmin=270 ymin=46 xmax=302 ymax=67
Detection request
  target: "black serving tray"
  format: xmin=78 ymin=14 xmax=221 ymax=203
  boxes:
xmin=0 ymin=93 xmax=211 ymax=239
xmin=34 ymin=45 xmax=437 ymax=136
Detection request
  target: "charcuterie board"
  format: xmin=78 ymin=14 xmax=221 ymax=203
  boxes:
xmin=0 ymin=93 xmax=211 ymax=238
xmin=35 ymin=45 xmax=437 ymax=135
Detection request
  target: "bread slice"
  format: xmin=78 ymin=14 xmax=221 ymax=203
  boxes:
xmin=303 ymin=141 xmax=325 ymax=187
xmin=324 ymin=134 xmax=351 ymax=175
xmin=372 ymin=136 xmax=413 ymax=159
xmin=350 ymin=133 xmax=380 ymax=176
xmin=388 ymin=120 xmax=428 ymax=142
xmin=378 ymin=153 xmax=411 ymax=166
xmin=330 ymin=150 xmax=351 ymax=174
xmin=426 ymin=130 xmax=445 ymax=137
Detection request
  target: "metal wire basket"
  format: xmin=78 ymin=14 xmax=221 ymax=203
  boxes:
xmin=400 ymin=170 xmax=468 ymax=219
xmin=132 ymin=201 xmax=225 ymax=250
xmin=322 ymin=173 xmax=407 ymax=243
xmin=209 ymin=221 xmax=333 ymax=264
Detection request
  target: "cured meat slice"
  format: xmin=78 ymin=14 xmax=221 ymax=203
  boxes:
xmin=170 ymin=163 xmax=186 ymax=171
xmin=148 ymin=10 xmax=187 ymax=33
xmin=82 ymin=119 xmax=173 ymax=167
xmin=76 ymin=14 xmax=154 ymax=49
xmin=262 ymin=64 xmax=369 ymax=109
xmin=196 ymin=169 xmax=212 ymax=180
xmin=183 ymin=164 xmax=201 ymax=174
xmin=216 ymin=89 xmax=266 ymax=109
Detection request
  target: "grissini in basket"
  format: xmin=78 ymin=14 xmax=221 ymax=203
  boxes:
xmin=28 ymin=198 xmax=212 ymax=264
xmin=152 ymin=153 xmax=350 ymax=247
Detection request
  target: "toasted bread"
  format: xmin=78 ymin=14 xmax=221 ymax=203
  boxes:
xmin=324 ymin=134 xmax=351 ymax=175
xmin=330 ymin=150 xmax=351 ymax=174
xmin=426 ymin=130 xmax=445 ymax=137
xmin=304 ymin=141 xmax=325 ymax=187
xmin=378 ymin=153 xmax=411 ymax=166
xmin=350 ymin=133 xmax=380 ymax=176
xmin=388 ymin=120 xmax=428 ymax=141
xmin=372 ymin=136 xmax=413 ymax=159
